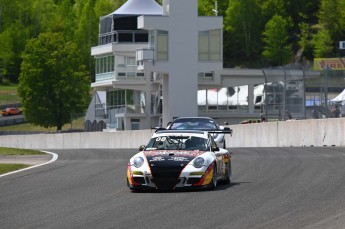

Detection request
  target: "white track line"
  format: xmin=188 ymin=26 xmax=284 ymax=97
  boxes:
xmin=0 ymin=150 xmax=58 ymax=178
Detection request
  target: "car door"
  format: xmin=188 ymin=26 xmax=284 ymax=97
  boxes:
xmin=209 ymin=134 xmax=225 ymax=178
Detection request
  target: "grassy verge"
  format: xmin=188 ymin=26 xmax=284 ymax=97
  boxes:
xmin=0 ymin=164 xmax=30 ymax=174
xmin=0 ymin=83 xmax=20 ymax=105
xmin=0 ymin=147 xmax=45 ymax=175
xmin=0 ymin=147 xmax=45 ymax=155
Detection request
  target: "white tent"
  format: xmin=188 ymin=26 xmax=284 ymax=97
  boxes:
xmin=331 ymin=89 xmax=345 ymax=102
xmin=112 ymin=0 xmax=162 ymax=15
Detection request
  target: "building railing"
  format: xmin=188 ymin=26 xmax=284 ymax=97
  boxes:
xmin=95 ymin=70 xmax=145 ymax=82
xmin=98 ymin=30 xmax=148 ymax=45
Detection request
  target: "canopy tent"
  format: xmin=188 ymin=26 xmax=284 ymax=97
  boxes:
xmin=100 ymin=0 xmax=162 ymax=34
xmin=331 ymin=89 xmax=345 ymax=102
xmin=110 ymin=0 xmax=162 ymax=15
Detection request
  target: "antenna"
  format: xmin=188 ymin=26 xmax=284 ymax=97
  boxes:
xmin=212 ymin=1 xmax=218 ymax=16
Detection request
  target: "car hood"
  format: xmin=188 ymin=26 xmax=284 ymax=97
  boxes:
xmin=143 ymin=150 xmax=204 ymax=165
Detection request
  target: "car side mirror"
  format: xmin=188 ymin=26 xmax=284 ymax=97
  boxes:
xmin=224 ymin=127 xmax=231 ymax=131
xmin=211 ymin=146 xmax=220 ymax=152
xmin=139 ymin=145 xmax=145 ymax=151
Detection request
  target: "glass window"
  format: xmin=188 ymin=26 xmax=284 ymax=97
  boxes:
xmin=156 ymin=30 xmax=168 ymax=60
xmin=198 ymin=29 xmax=222 ymax=61
xmin=95 ymin=55 xmax=115 ymax=75
xmin=131 ymin=119 xmax=140 ymax=130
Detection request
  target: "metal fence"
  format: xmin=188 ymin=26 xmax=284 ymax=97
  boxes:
xmin=262 ymin=64 xmax=345 ymax=121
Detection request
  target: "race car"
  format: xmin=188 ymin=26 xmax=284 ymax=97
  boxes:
xmin=127 ymin=129 xmax=232 ymax=191
xmin=165 ymin=117 xmax=231 ymax=148
xmin=1 ymin=107 xmax=22 ymax=116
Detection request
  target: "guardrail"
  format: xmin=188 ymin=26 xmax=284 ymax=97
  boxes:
xmin=0 ymin=103 xmax=21 ymax=109
xmin=0 ymin=118 xmax=344 ymax=149
xmin=0 ymin=117 xmax=26 ymax=127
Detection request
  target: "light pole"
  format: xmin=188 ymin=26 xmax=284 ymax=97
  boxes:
xmin=213 ymin=1 xmax=218 ymax=16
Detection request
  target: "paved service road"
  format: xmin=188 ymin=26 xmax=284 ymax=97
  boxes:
xmin=1 ymin=147 xmax=345 ymax=229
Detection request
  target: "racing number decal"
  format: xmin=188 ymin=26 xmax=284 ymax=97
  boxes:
xmin=156 ymin=137 xmax=166 ymax=142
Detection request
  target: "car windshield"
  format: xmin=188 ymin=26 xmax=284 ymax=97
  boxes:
xmin=169 ymin=118 xmax=218 ymax=130
xmin=145 ymin=136 xmax=209 ymax=151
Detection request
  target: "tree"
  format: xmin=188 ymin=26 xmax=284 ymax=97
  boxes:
xmin=260 ymin=0 xmax=287 ymax=20
xmin=262 ymin=15 xmax=293 ymax=66
xmin=18 ymin=32 xmax=90 ymax=131
xmin=316 ymin=0 xmax=345 ymax=56
xmin=74 ymin=0 xmax=98 ymax=81
xmin=224 ymin=0 xmax=263 ymax=64
xmin=198 ymin=0 xmax=229 ymax=16
xmin=54 ymin=0 xmax=76 ymax=40
xmin=31 ymin=0 xmax=58 ymax=36
xmin=312 ymin=27 xmax=333 ymax=58
xmin=95 ymin=0 xmax=126 ymax=18
xmin=0 ymin=21 xmax=31 ymax=82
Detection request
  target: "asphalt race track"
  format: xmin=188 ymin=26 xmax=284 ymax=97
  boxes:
xmin=1 ymin=147 xmax=345 ymax=229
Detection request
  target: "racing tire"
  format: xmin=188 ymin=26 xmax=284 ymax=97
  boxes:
xmin=224 ymin=162 xmax=231 ymax=184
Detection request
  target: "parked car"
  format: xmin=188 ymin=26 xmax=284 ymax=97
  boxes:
xmin=127 ymin=129 xmax=232 ymax=191
xmin=1 ymin=107 xmax=22 ymax=116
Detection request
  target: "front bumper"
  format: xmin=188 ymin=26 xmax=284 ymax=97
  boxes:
xmin=127 ymin=164 xmax=214 ymax=191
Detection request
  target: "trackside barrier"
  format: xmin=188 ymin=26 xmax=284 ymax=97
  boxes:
xmin=226 ymin=118 xmax=345 ymax=148
xmin=0 ymin=118 xmax=344 ymax=149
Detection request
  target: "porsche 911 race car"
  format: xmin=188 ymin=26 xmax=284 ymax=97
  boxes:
xmin=165 ymin=117 xmax=231 ymax=148
xmin=127 ymin=129 xmax=232 ymax=191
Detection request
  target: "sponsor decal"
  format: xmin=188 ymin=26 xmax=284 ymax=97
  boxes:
xmin=144 ymin=150 xmax=204 ymax=157
xmin=168 ymin=157 xmax=189 ymax=162
xmin=150 ymin=156 xmax=165 ymax=162
xmin=314 ymin=58 xmax=345 ymax=70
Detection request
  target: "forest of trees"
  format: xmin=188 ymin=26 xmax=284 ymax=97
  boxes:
xmin=1 ymin=0 xmax=345 ymax=83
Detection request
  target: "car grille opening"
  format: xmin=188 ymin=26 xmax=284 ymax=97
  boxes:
xmin=186 ymin=178 xmax=201 ymax=185
xmin=133 ymin=177 xmax=146 ymax=184
xmin=150 ymin=165 xmax=183 ymax=190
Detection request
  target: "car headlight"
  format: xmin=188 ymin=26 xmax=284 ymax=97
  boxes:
xmin=193 ymin=157 xmax=205 ymax=168
xmin=133 ymin=156 xmax=144 ymax=168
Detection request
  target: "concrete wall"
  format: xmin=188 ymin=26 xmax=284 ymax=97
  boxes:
xmin=226 ymin=118 xmax=345 ymax=148
xmin=0 ymin=118 xmax=344 ymax=149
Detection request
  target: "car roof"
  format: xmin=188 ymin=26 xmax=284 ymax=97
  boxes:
xmin=172 ymin=117 xmax=215 ymax=121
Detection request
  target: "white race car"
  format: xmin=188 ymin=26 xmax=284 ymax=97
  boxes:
xmin=127 ymin=129 xmax=232 ymax=191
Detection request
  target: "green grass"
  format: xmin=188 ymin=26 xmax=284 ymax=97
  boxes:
xmin=0 ymin=147 xmax=45 ymax=155
xmin=0 ymin=164 xmax=30 ymax=174
xmin=0 ymin=83 xmax=20 ymax=105
xmin=0 ymin=147 xmax=45 ymax=175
